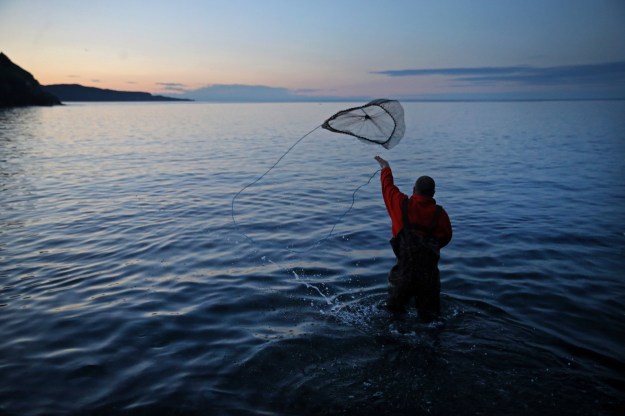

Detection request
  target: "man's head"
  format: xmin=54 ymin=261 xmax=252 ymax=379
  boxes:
xmin=414 ymin=175 xmax=435 ymax=197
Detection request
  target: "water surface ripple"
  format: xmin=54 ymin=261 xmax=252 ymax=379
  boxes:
xmin=1 ymin=102 xmax=624 ymax=415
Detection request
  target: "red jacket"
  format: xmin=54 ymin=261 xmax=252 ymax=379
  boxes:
xmin=380 ymin=167 xmax=452 ymax=247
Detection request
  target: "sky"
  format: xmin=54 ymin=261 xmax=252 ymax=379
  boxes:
xmin=1 ymin=0 xmax=625 ymax=100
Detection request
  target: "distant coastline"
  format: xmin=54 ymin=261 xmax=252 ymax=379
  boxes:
xmin=1 ymin=52 xmax=191 ymax=106
xmin=42 ymin=84 xmax=192 ymax=102
xmin=2 ymin=52 xmax=624 ymax=106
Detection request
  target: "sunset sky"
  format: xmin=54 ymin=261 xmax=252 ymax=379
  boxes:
xmin=1 ymin=0 xmax=624 ymax=100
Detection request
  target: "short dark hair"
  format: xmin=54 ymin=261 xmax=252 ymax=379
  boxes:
xmin=414 ymin=175 xmax=435 ymax=197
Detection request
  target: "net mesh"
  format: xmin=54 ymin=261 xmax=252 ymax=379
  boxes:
xmin=321 ymin=99 xmax=405 ymax=149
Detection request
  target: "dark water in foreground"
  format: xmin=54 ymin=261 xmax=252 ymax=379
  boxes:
xmin=1 ymin=101 xmax=624 ymax=415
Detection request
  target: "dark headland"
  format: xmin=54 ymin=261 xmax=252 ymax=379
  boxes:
xmin=0 ymin=52 xmax=191 ymax=106
xmin=42 ymin=84 xmax=192 ymax=102
xmin=0 ymin=52 xmax=61 ymax=106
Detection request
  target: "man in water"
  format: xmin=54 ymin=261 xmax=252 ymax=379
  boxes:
xmin=374 ymin=156 xmax=452 ymax=321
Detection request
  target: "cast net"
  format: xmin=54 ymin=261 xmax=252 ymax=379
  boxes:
xmin=322 ymin=99 xmax=405 ymax=149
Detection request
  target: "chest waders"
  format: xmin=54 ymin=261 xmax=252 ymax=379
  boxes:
xmin=387 ymin=198 xmax=443 ymax=321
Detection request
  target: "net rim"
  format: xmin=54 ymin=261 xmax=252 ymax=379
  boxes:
xmin=321 ymin=99 xmax=400 ymax=147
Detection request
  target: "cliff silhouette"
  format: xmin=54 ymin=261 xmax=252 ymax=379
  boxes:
xmin=43 ymin=84 xmax=192 ymax=102
xmin=0 ymin=52 xmax=61 ymax=107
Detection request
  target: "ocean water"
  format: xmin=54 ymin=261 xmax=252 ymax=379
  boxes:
xmin=1 ymin=101 xmax=624 ymax=415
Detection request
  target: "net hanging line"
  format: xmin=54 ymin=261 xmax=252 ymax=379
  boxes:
xmin=231 ymin=99 xmax=405 ymax=253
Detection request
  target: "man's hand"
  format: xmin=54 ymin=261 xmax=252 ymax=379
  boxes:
xmin=374 ymin=156 xmax=389 ymax=169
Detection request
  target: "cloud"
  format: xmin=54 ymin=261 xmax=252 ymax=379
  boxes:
xmin=157 ymin=82 xmax=186 ymax=87
xmin=374 ymin=66 xmax=531 ymax=77
xmin=91 ymin=79 xmax=101 ymax=83
xmin=373 ymin=61 xmax=625 ymax=87
xmin=179 ymin=84 xmax=294 ymax=101
xmin=177 ymin=84 xmax=366 ymax=102
xmin=292 ymin=88 xmax=322 ymax=94
xmin=156 ymin=82 xmax=188 ymax=92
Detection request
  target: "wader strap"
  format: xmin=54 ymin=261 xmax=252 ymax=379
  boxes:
xmin=401 ymin=198 xmax=411 ymax=228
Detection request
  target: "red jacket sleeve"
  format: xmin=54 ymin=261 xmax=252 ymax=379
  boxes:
xmin=380 ymin=167 xmax=408 ymax=237
xmin=436 ymin=210 xmax=453 ymax=248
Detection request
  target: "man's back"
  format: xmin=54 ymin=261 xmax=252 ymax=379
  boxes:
xmin=379 ymin=166 xmax=452 ymax=247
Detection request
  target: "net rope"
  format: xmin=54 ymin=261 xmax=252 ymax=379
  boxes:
xmin=231 ymin=124 xmax=381 ymax=253
xmin=231 ymin=99 xmax=404 ymax=253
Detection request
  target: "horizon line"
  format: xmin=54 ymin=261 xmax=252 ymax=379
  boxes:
xmin=44 ymin=82 xmax=625 ymax=103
